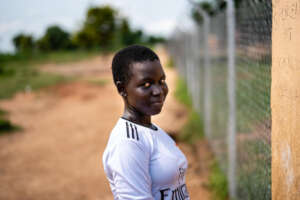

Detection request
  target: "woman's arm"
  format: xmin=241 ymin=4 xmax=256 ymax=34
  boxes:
xmin=109 ymin=139 xmax=155 ymax=200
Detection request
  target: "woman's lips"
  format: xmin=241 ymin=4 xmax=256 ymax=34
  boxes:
xmin=151 ymin=100 xmax=164 ymax=106
xmin=152 ymin=101 xmax=163 ymax=105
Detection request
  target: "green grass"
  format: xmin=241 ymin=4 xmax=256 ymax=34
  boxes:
xmin=0 ymin=50 xmax=100 ymax=66
xmin=209 ymin=58 xmax=271 ymax=199
xmin=174 ymin=75 xmax=229 ymax=199
xmin=174 ymin=76 xmax=205 ymax=142
xmin=174 ymin=57 xmax=271 ymax=200
xmin=0 ymin=118 xmax=21 ymax=135
xmin=34 ymin=50 xmax=99 ymax=64
xmin=0 ymin=68 xmax=72 ymax=99
xmin=0 ymin=109 xmax=7 ymax=116
xmin=174 ymin=77 xmax=204 ymax=143
xmin=86 ymin=78 xmax=109 ymax=86
xmin=209 ymin=160 xmax=229 ymax=200
xmin=0 ymin=50 xmax=98 ymax=133
xmin=0 ymin=109 xmax=20 ymax=135
xmin=236 ymin=139 xmax=271 ymax=200
xmin=179 ymin=111 xmax=204 ymax=144
xmin=208 ymin=59 xmax=271 ymax=133
xmin=166 ymin=57 xmax=175 ymax=68
xmin=174 ymin=78 xmax=192 ymax=108
xmin=235 ymin=60 xmax=271 ymax=133
xmin=0 ymin=50 xmax=101 ymax=99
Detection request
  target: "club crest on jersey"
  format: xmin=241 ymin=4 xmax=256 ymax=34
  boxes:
xmin=125 ymin=122 xmax=139 ymax=141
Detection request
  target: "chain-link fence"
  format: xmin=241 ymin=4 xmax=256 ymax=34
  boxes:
xmin=168 ymin=0 xmax=271 ymax=199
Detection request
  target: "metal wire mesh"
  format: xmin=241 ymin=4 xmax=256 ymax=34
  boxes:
xmin=235 ymin=1 xmax=271 ymax=199
xmin=168 ymin=0 xmax=271 ymax=199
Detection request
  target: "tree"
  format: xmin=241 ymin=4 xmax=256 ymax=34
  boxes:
xmin=118 ymin=18 xmax=146 ymax=45
xmin=74 ymin=6 xmax=117 ymax=49
xmin=145 ymin=35 xmax=165 ymax=45
xmin=37 ymin=25 xmax=73 ymax=51
xmin=119 ymin=18 xmax=132 ymax=45
xmin=13 ymin=33 xmax=34 ymax=53
xmin=215 ymin=0 xmax=244 ymax=10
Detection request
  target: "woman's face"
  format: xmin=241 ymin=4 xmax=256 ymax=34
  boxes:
xmin=124 ymin=60 xmax=168 ymax=116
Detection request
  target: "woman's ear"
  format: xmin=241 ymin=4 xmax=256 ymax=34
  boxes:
xmin=116 ymin=81 xmax=127 ymax=97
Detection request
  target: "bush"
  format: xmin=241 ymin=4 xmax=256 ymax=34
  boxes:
xmin=37 ymin=25 xmax=74 ymax=51
xmin=0 ymin=109 xmax=20 ymax=134
xmin=13 ymin=33 xmax=35 ymax=53
xmin=175 ymin=78 xmax=192 ymax=108
xmin=180 ymin=111 xmax=204 ymax=144
xmin=209 ymin=160 xmax=229 ymax=200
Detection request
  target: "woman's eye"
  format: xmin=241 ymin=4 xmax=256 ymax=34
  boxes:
xmin=144 ymin=82 xmax=151 ymax=88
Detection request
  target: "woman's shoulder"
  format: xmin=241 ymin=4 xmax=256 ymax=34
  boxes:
xmin=103 ymin=118 xmax=154 ymax=166
xmin=108 ymin=118 xmax=153 ymax=149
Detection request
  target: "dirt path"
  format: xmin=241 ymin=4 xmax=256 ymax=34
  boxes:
xmin=0 ymin=48 xmax=212 ymax=200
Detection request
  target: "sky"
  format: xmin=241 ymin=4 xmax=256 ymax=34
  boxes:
xmin=0 ymin=0 xmax=192 ymax=52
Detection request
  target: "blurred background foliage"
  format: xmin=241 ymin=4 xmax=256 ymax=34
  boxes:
xmin=3 ymin=5 xmax=165 ymax=58
xmin=0 ymin=5 xmax=167 ymax=132
xmin=190 ymin=0 xmax=247 ymax=24
xmin=0 ymin=5 xmax=165 ymax=99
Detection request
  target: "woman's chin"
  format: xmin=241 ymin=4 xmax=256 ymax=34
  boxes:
xmin=149 ymin=106 xmax=163 ymax=115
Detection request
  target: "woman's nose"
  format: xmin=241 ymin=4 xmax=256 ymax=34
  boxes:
xmin=152 ymin=84 xmax=163 ymax=96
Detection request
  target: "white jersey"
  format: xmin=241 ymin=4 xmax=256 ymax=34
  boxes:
xmin=102 ymin=118 xmax=190 ymax=200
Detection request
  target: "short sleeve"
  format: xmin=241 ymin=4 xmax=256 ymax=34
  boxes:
xmin=109 ymin=139 xmax=155 ymax=200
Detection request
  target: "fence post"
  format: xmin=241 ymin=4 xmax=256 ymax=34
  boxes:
xmin=272 ymin=0 xmax=300 ymax=199
xmin=188 ymin=0 xmax=212 ymax=140
xmin=189 ymin=32 xmax=199 ymax=109
xmin=226 ymin=0 xmax=237 ymax=199
xmin=203 ymin=13 xmax=212 ymax=140
xmin=193 ymin=30 xmax=201 ymax=112
xmin=194 ymin=7 xmax=212 ymax=139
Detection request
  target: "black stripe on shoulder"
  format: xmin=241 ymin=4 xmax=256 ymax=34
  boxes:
xmin=125 ymin=122 xmax=130 ymax=138
xmin=129 ymin=123 xmax=135 ymax=139
xmin=134 ymin=125 xmax=139 ymax=141
xmin=124 ymin=121 xmax=140 ymax=141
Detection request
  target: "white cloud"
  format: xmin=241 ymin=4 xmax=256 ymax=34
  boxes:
xmin=145 ymin=19 xmax=177 ymax=36
xmin=0 ymin=20 xmax=22 ymax=33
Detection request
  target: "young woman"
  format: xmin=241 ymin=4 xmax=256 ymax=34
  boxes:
xmin=102 ymin=45 xmax=190 ymax=200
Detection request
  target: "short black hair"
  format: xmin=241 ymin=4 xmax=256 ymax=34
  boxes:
xmin=112 ymin=45 xmax=159 ymax=86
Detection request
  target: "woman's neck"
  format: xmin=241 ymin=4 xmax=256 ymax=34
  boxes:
xmin=122 ymin=105 xmax=151 ymax=127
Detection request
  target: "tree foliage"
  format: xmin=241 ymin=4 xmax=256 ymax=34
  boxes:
xmin=13 ymin=34 xmax=34 ymax=53
xmin=74 ymin=6 xmax=117 ymax=48
xmin=191 ymin=0 xmax=245 ymax=20
xmin=9 ymin=5 xmax=165 ymax=54
xmin=191 ymin=0 xmax=262 ymax=25
xmin=118 ymin=18 xmax=146 ymax=45
xmin=215 ymin=0 xmax=244 ymax=10
xmin=190 ymin=1 xmax=218 ymax=25
xmin=36 ymin=25 xmax=73 ymax=51
xmin=119 ymin=18 xmax=134 ymax=45
xmin=146 ymin=36 xmax=166 ymax=44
